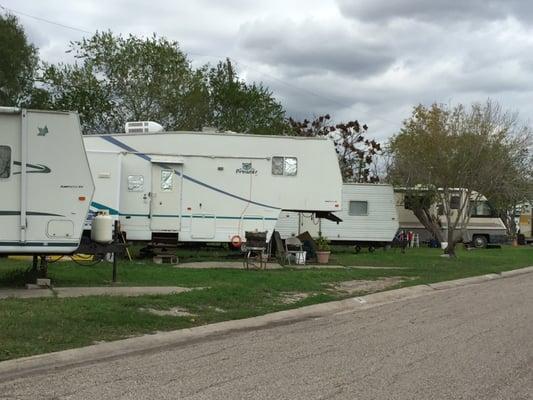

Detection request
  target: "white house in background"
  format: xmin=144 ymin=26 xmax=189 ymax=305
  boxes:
xmin=0 ymin=107 xmax=94 ymax=254
xmin=276 ymin=183 xmax=399 ymax=248
xmin=83 ymin=126 xmax=342 ymax=243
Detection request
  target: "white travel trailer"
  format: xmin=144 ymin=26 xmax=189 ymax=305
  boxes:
xmin=395 ymin=189 xmax=507 ymax=248
xmin=276 ymin=183 xmax=399 ymax=248
xmin=0 ymin=108 xmax=94 ymax=254
xmin=83 ymin=128 xmax=342 ymax=243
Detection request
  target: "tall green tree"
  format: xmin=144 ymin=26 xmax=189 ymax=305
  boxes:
xmin=0 ymin=13 xmax=38 ymax=106
xmin=42 ymin=33 xmax=289 ymax=134
xmin=207 ymin=59 xmax=289 ymax=134
xmin=42 ymin=32 xmax=202 ymax=133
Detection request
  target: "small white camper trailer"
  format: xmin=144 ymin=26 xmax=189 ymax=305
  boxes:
xmin=0 ymin=108 xmax=95 ymax=254
xmin=276 ymin=183 xmax=399 ymax=248
xmin=83 ymin=128 xmax=342 ymax=243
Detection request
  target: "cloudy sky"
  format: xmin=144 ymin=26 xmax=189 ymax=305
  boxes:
xmin=3 ymin=0 xmax=533 ymax=141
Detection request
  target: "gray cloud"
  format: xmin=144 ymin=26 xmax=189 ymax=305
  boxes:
xmin=337 ymin=0 xmax=533 ymax=23
xmin=239 ymin=20 xmax=395 ymax=78
xmin=3 ymin=0 xmax=533 ymax=143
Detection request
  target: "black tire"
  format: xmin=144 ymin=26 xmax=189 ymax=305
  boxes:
xmin=354 ymin=245 xmax=361 ymax=254
xmin=368 ymin=246 xmax=376 ymax=253
xmin=472 ymin=235 xmax=488 ymax=249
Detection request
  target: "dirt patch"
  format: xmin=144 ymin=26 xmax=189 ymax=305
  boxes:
xmin=331 ymin=277 xmax=406 ymax=295
xmin=140 ymin=307 xmax=196 ymax=317
xmin=207 ymin=306 xmax=227 ymax=313
xmin=277 ymin=292 xmax=310 ymax=305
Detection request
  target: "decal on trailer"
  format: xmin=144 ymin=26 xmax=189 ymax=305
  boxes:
xmin=12 ymin=161 xmax=51 ymax=174
xmin=236 ymin=162 xmax=258 ymax=175
xmin=37 ymin=125 xmax=49 ymax=136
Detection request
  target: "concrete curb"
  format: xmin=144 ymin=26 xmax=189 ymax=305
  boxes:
xmin=0 ymin=286 xmax=193 ymax=300
xmin=499 ymin=265 xmax=533 ymax=277
xmin=0 ymin=265 xmax=532 ymax=381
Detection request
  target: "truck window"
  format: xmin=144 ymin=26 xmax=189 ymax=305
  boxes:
xmin=471 ymin=201 xmax=493 ymax=217
xmin=0 ymin=146 xmax=11 ymax=178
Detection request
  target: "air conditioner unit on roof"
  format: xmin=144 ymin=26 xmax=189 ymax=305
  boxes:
xmin=125 ymin=121 xmax=164 ymax=134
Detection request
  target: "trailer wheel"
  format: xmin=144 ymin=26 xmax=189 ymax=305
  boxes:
xmin=368 ymin=246 xmax=376 ymax=253
xmin=354 ymin=245 xmax=361 ymax=254
xmin=472 ymin=235 xmax=488 ymax=249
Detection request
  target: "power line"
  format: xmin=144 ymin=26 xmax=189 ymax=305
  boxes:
xmin=0 ymin=3 xmax=92 ymax=34
xmin=0 ymin=3 xmax=398 ymax=128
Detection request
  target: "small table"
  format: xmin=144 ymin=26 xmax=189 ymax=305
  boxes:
xmin=243 ymin=246 xmax=267 ymax=270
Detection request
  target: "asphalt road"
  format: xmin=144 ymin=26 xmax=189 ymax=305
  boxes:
xmin=1 ymin=274 xmax=532 ymax=400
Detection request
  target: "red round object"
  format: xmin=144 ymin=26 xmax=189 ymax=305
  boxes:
xmin=230 ymin=235 xmax=242 ymax=248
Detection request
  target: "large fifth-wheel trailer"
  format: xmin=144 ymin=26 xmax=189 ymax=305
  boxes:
xmin=82 ymin=128 xmax=343 ymax=244
xmin=0 ymin=107 xmax=95 ymax=254
xmin=275 ymin=183 xmax=399 ymax=248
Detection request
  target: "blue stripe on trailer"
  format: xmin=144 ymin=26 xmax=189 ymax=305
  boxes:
xmin=90 ymin=202 xmax=279 ymax=221
xmin=99 ymin=135 xmax=280 ymax=211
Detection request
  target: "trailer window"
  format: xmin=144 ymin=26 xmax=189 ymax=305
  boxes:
xmin=349 ymin=201 xmax=368 ymax=216
xmin=127 ymin=175 xmax=144 ymax=192
xmin=272 ymin=156 xmax=297 ymax=176
xmin=0 ymin=146 xmax=11 ymax=178
xmin=284 ymin=157 xmax=297 ymax=176
xmin=161 ymin=170 xmax=173 ymax=191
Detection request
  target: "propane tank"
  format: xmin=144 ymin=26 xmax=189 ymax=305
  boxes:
xmin=91 ymin=211 xmax=113 ymax=244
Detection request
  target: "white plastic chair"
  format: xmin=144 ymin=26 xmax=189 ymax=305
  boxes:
xmin=285 ymin=237 xmax=304 ymax=265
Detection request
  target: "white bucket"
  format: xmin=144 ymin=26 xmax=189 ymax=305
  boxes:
xmin=441 ymin=241 xmax=448 ymax=250
xmin=295 ymin=251 xmax=306 ymax=265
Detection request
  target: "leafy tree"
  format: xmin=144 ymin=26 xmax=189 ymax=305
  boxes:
xmin=388 ymin=100 xmax=532 ymax=257
xmin=41 ymin=34 xmax=289 ymax=135
xmin=207 ymin=59 xmax=289 ymax=134
xmin=42 ymin=32 xmax=201 ymax=133
xmin=289 ymin=114 xmax=381 ymax=182
xmin=0 ymin=13 xmax=38 ymax=106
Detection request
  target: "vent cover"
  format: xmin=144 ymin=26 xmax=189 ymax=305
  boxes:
xmin=125 ymin=121 xmax=164 ymax=134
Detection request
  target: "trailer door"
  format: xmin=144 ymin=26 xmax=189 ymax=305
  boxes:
xmin=150 ymin=161 xmax=182 ymax=232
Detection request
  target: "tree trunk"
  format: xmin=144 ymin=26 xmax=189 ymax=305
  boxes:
xmin=446 ymin=228 xmax=456 ymax=258
xmin=412 ymin=207 xmax=445 ymax=243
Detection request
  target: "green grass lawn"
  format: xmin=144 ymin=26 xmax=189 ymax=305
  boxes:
xmin=0 ymin=245 xmax=531 ymax=361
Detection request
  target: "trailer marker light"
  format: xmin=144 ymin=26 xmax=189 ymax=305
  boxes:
xmin=79 ymin=196 xmax=86 ymax=201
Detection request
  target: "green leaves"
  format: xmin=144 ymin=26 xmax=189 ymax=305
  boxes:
xmin=0 ymin=13 xmax=38 ymax=106
xmin=206 ymin=59 xmax=289 ymax=134
xmin=39 ymin=33 xmax=288 ymax=135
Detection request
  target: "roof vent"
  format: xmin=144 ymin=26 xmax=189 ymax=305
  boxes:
xmin=125 ymin=121 xmax=164 ymax=134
